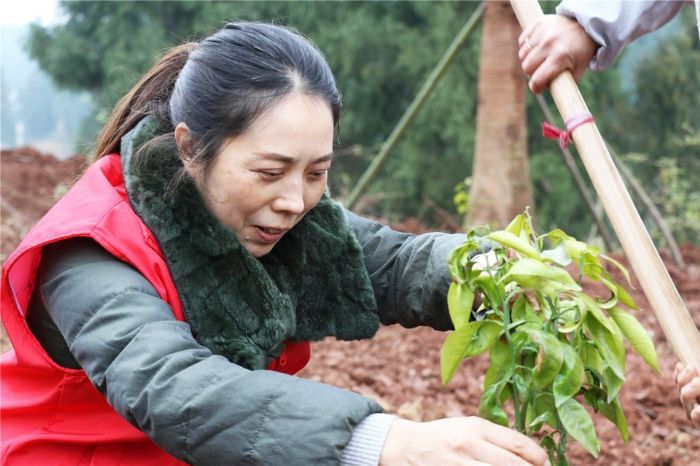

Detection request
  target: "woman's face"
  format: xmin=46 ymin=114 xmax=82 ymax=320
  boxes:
xmin=183 ymin=92 xmax=335 ymax=258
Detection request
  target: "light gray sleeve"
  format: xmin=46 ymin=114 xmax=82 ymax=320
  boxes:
xmin=556 ymin=0 xmax=689 ymax=71
xmin=340 ymin=414 xmax=396 ymax=466
xmin=345 ymin=210 xmax=465 ymax=331
xmin=38 ymin=238 xmax=383 ymax=466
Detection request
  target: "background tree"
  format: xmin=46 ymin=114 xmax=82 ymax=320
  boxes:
xmin=466 ymin=0 xmax=532 ymax=228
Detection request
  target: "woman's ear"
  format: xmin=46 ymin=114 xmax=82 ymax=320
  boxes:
xmin=174 ymin=122 xmax=195 ymax=172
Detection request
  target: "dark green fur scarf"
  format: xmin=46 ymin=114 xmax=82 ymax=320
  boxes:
xmin=120 ymin=117 xmax=379 ymax=370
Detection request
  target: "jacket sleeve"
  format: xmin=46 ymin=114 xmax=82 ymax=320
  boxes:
xmin=556 ymin=0 xmax=689 ymax=71
xmin=344 ymin=209 xmax=465 ymax=331
xmin=36 ymin=238 xmax=383 ymax=466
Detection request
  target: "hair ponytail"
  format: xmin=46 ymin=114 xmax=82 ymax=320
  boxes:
xmin=92 ymin=42 xmax=198 ymax=159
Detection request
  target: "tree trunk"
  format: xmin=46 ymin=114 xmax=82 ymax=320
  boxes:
xmin=466 ymin=0 xmax=532 ymax=229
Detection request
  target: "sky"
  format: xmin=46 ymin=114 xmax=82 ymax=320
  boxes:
xmin=1 ymin=0 xmax=60 ymax=26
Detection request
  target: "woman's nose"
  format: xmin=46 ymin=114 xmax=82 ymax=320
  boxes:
xmin=272 ymin=182 xmax=305 ymax=215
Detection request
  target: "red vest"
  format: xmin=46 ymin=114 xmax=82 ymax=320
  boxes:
xmin=1 ymin=154 xmax=311 ymax=465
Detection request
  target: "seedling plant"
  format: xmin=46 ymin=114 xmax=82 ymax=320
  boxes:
xmin=441 ymin=211 xmax=659 ymax=465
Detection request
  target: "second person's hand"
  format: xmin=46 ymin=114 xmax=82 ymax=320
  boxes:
xmin=518 ymin=14 xmax=598 ymax=94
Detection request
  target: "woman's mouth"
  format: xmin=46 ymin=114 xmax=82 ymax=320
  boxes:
xmin=254 ymin=226 xmax=287 ymax=243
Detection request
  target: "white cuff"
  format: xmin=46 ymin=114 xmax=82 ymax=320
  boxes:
xmin=340 ymin=413 xmax=397 ymax=466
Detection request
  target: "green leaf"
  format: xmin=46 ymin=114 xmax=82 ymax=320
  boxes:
xmin=599 ymin=276 xmax=638 ymax=310
xmin=484 ymin=338 xmax=513 ymax=389
xmin=529 ymin=411 xmax=554 ymax=431
xmin=513 ymin=372 xmax=529 ymax=401
xmin=583 ymin=386 xmax=601 ymax=410
xmin=579 ymin=255 xmax=605 ymax=281
xmin=601 ymin=254 xmax=633 ymax=288
xmin=479 ymin=382 xmax=509 ymax=426
xmin=615 ymin=283 xmax=638 ymax=309
xmin=544 ymin=228 xmax=573 ymax=245
xmin=447 ymin=282 xmax=474 ymax=330
xmin=448 ymin=243 xmax=474 ymax=283
xmin=502 ymin=258 xmax=581 ymax=292
xmin=487 ymin=230 xmax=542 ymax=259
xmin=473 ymin=274 xmax=503 ymax=308
xmin=556 ymin=300 xmax=584 ymax=333
xmin=579 ymin=295 xmax=621 ymax=336
xmin=602 ymin=365 xmax=624 ymax=402
xmin=598 ymin=276 xmax=637 ymax=311
xmin=584 ymin=314 xmax=626 ymax=380
xmin=612 ymin=399 xmax=630 ymax=442
xmin=581 ymin=341 xmax=604 ymax=380
xmin=599 ymin=397 xmax=630 ymax=442
xmin=506 ymin=213 xmax=531 ymax=237
xmin=557 ymin=398 xmax=600 ymax=457
xmin=518 ymin=328 xmax=564 ymax=389
xmin=511 ymin=295 xmax=542 ymax=325
xmin=440 ymin=321 xmax=502 ymax=384
xmin=541 ymin=241 xmax=572 ymax=266
xmin=608 ymin=307 xmax=659 ymax=371
xmin=553 ymin=343 xmax=585 ymax=407
xmin=599 ymin=277 xmax=621 ymax=310
xmin=561 ymin=236 xmax=599 ymax=263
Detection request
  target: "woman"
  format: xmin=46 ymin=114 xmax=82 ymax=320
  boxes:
xmin=1 ymin=22 xmax=548 ymax=466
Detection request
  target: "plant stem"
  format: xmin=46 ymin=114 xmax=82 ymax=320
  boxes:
xmin=512 ymin=382 xmax=522 ymax=432
xmin=502 ymin=292 xmax=524 ymax=433
xmin=518 ymin=396 xmax=529 ymax=434
xmin=558 ymin=431 xmax=568 ymax=465
xmin=555 ymin=409 xmax=568 ymax=464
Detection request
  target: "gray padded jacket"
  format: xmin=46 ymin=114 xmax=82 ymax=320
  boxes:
xmin=28 ymin=209 xmax=465 ymax=466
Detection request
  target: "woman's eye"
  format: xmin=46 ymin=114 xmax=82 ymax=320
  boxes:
xmin=258 ymin=170 xmax=283 ymax=179
xmin=309 ymin=170 xmax=329 ymax=178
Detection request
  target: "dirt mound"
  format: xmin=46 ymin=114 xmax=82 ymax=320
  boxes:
xmin=1 ymin=146 xmax=699 ymax=465
xmin=1 ymin=147 xmax=87 ymax=262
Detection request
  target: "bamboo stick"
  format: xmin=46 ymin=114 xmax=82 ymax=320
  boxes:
xmin=510 ymin=0 xmax=700 ymax=369
xmin=346 ymin=3 xmax=484 ymax=210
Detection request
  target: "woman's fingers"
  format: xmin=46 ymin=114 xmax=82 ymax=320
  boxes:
xmin=480 ymin=419 xmax=550 ymax=466
xmin=471 ymin=437 xmax=545 ymax=466
xmin=379 ymin=417 xmax=549 ymax=466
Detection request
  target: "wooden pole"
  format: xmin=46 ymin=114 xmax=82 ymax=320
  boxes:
xmin=510 ymin=0 xmax=700 ymax=369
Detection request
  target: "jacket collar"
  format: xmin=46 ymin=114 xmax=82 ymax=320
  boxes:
xmin=120 ymin=117 xmax=379 ymax=369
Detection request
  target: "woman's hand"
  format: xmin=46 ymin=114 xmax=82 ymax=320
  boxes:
xmin=518 ymin=14 xmax=598 ymax=94
xmin=379 ymin=417 xmax=549 ymax=466
xmin=673 ymin=363 xmax=700 ymax=426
